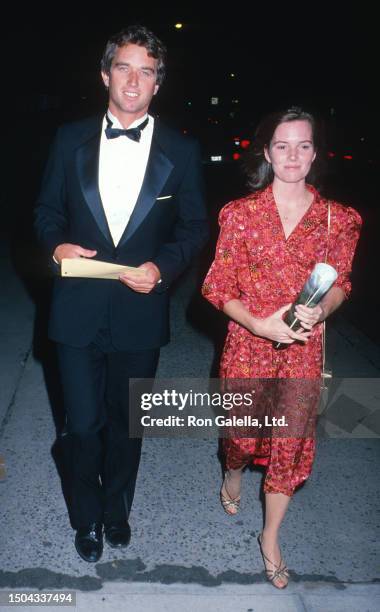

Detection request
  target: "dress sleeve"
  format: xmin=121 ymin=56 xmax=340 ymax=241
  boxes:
xmin=202 ymin=202 xmax=244 ymax=310
xmin=328 ymin=205 xmax=362 ymax=298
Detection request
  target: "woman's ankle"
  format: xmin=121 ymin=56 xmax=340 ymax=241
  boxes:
xmin=261 ymin=528 xmax=279 ymax=545
xmin=225 ymin=467 xmax=243 ymax=480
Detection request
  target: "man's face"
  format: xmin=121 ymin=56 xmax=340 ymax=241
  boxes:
xmin=101 ymin=43 xmax=159 ymax=125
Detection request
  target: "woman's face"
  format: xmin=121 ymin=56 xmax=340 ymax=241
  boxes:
xmin=264 ymin=120 xmax=316 ymax=184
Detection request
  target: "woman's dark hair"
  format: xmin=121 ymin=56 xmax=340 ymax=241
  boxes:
xmin=100 ymin=25 xmax=167 ymax=86
xmin=244 ymin=106 xmax=326 ymax=191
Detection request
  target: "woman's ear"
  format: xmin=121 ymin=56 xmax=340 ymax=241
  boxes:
xmin=264 ymin=146 xmax=271 ymax=164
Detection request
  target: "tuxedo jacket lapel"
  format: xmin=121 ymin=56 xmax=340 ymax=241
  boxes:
xmin=118 ymin=126 xmax=174 ymax=247
xmin=76 ymin=118 xmax=174 ymax=248
xmin=76 ymin=127 xmax=113 ymax=244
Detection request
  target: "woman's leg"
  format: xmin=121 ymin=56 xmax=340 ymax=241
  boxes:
xmin=260 ymin=492 xmax=291 ymax=587
xmin=222 ymin=467 xmax=243 ymax=498
xmin=259 ymin=430 xmax=315 ymax=586
xmin=220 ymin=467 xmax=243 ymax=514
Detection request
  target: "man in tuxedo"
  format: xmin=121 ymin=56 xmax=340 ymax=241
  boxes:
xmin=34 ymin=25 xmax=208 ymax=562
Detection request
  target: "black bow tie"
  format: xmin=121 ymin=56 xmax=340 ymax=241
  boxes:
xmin=105 ymin=116 xmax=149 ymax=142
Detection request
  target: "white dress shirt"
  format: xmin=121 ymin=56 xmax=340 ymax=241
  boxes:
xmin=98 ymin=110 xmax=154 ymax=246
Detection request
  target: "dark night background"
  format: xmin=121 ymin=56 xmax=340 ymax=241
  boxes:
xmin=1 ymin=12 xmax=378 ymax=344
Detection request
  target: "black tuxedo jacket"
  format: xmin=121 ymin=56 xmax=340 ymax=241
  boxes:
xmin=34 ymin=115 xmax=208 ymax=350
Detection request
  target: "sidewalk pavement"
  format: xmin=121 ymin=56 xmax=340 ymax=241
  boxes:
xmin=0 ymin=242 xmax=379 ymax=611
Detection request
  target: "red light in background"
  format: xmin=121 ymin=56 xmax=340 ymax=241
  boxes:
xmin=343 ymin=155 xmax=353 ymax=160
xmin=327 ymin=152 xmax=335 ymax=158
xmin=240 ymin=139 xmax=250 ymax=149
xmin=233 ymin=153 xmax=241 ymax=160
xmin=183 ymin=129 xmax=188 ymax=134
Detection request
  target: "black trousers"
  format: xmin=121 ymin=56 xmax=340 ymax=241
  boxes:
xmin=56 ymin=329 xmax=159 ymax=529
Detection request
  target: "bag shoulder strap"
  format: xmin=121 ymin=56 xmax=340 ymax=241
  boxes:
xmin=322 ymin=202 xmax=332 ymax=378
xmin=324 ymin=201 xmax=331 ymax=264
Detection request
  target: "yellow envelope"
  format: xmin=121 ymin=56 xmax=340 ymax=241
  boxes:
xmin=61 ymin=258 xmax=144 ymax=279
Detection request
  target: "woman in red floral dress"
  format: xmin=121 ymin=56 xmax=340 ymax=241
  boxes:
xmin=202 ymin=107 xmax=362 ymax=588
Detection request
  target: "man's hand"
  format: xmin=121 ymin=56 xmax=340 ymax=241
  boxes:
xmin=119 ymin=261 xmax=161 ymax=294
xmin=53 ymin=243 xmax=97 ymax=264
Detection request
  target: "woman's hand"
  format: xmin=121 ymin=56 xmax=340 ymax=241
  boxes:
xmin=252 ymin=304 xmax=312 ymax=344
xmin=294 ymin=304 xmax=324 ymax=330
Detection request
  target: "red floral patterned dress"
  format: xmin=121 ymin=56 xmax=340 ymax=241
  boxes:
xmin=202 ymin=184 xmax=362 ymax=496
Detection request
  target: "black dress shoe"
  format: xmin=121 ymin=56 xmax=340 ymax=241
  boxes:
xmin=75 ymin=522 xmax=103 ymax=562
xmin=104 ymin=521 xmax=131 ymax=548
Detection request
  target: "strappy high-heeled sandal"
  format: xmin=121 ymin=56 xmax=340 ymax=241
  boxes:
xmin=257 ymin=533 xmax=289 ymax=589
xmin=220 ymin=480 xmax=241 ymax=515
